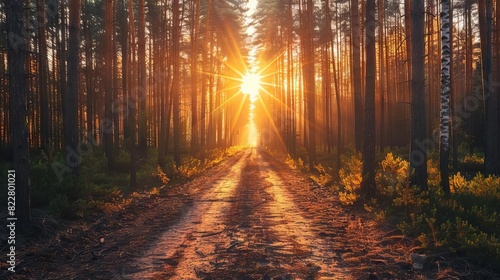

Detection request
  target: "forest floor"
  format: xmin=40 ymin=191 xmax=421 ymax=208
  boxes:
xmin=3 ymin=148 xmax=475 ymax=279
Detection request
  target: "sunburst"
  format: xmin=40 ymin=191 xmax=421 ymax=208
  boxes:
xmin=240 ymin=72 xmax=261 ymax=100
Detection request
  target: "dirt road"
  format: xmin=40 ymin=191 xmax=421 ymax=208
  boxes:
xmin=9 ymin=148 xmax=416 ymax=279
xmin=125 ymin=148 xmax=413 ymax=279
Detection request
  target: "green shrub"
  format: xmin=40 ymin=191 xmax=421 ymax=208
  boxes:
xmin=31 ymin=156 xmax=81 ymax=206
xmin=280 ymin=147 xmax=500 ymax=268
xmin=338 ymin=154 xmax=362 ymax=205
xmin=376 ymin=153 xmax=409 ymax=196
xmin=310 ymin=163 xmax=333 ymax=186
xmin=397 ymin=170 xmax=500 ymax=268
xmin=462 ymin=154 xmax=484 ymax=165
xmin=174 ymin=156 xmax=202 ymax=179
xmin=459 ymin=154 xmax=484 ymax=174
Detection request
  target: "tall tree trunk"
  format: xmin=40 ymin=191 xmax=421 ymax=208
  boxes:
xmin=322 ymin=46 xmax=332 ymax=153
xmin=405 ymin=0 xmax=412 ymax=83
xmin=465 ymin=4 xmax=473 ymax=154
xmin=128 ymin=0 xmax=136 ymax=188
xmin=200 ymin=0 xmax=211 ymax=157
xmin=172 ymin=0 xmax=181 ymax=166
xmin=7 ymin=0 xmax=31 ymax=232
xmin=112 ymin=0 xmax=119 ymax=149
xmin=479 ymin=0 xmax=497 ymax=175
xmin=439 ymin=0 xmax=451 ymax=193
xmin=426 ymin=0 xmax=435 ymax=140
xmin=120 ymin=0 xmax=128 ymax=139
xmin=59 ymin=0 xmax=67 ymax=148
xmin=138 ymin=0 xmax=147 ymax=158
xmin=157 ymin=18 xmax=167 ymax=166
xmin=303 ymin=0 xmax=316 ymax=169
xmin=287 ymin=0 xmax=294 ymax=154
xmin=288 ymin=0 xmax=296 ymax=155
xmin=450 ymin=3 xmax=458 ymax=172
xmin=496 ymin=0 xmax=500 ymax=174
xmin=409 ymin=0 xmax=428 ymax=190
xmin=37 ymin=0 xmax=50 ymax=152
xmin=351 ymin=0 xmax=363 ymax=151
xmin=322 ymin=1 xmax=332 ymax=154
xmin=104 ymin=0 xmax=114 ymax=169
xmin=84 ymin=0 xmax=94 ymax=142
xmin=362 ymin=0 xmax=376 ymax=197
xmin=405 ymin=0 xmax=413 ymax=148
xmin=331 ymin=0 xmax=342 ymax=168
xmin=65 ymin=0 xmax=81 ymax=172
xmin=216 ymin=65 xmax=222 ymax=146
xmin=378 ymin=0 xmax=385 ymax=151
xmin=190 ymin=0 xmax=200 ymax=154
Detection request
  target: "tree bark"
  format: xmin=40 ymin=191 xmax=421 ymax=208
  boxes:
xmin=59 ymin=0 xmax=67 ymax=148
xmin=172 ymin=0 xmax=181 ymax=166
xmin=351 ymin=0 xmax=363 ymax=151
xmin=362 ymin=0 xmax=376 ymax=197
xmin=303 ymin=0 xmax=316 ymax=169
xmin=479 ymin=0 xmax=497 ymax=175
xmin=378 ymin=0 xmax=385 ymax=151
xmin=190 ymin=0 xmax=200 ymax=154
xmin=138 ymin=0 xmax=147 ymax=158
xmin=409 ymin=0 xmax=428 ymax=190
xmin=120 ymin=0 xmax=128 ymax=139
xmin=496 ymin=0 xmax=500 ymax=174
xmin=104 ymin=0 xmax=114 ymax=169
xmin=439 ymin=0 xmax=451 ymax=193
xmin=128 ymin=0 xmax=137 ymax=188
xmin=66 ymin=0 xmax=81 ymax=172
xmin=37 ymin=0 xmax=50 ymax=152
xmin=84 ymin=0 xmax=94 ymax=142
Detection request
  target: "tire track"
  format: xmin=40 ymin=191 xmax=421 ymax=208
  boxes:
xmin=126 ymin=150 xmax=251 ymax=279
xmin=203 ymin=148 xmax=349 ymax=279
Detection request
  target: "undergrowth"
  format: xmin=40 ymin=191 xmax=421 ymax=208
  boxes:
xmin=0 ymin=145 xmax=246 ymax=220
xmin=285 ymin=149 xmax=500 ymax=270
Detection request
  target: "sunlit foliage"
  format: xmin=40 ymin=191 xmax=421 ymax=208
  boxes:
xmin=338 ymin=154 xmax=362 ymax=205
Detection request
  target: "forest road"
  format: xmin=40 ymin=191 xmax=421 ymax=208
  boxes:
xmin=124 ymin=148 xmax=413 ymax=280
xmin=12 ymin=148 xmax=414 ymax=280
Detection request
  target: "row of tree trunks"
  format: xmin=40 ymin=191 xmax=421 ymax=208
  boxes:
xmin=7 ymin=0 xmax=31 ymax=232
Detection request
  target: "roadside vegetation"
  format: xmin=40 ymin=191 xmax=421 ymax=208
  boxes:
xmin=278 ymin=146 xmax=500 ymax=272
xmin=0 ymin=145 xmax=247 ymax=220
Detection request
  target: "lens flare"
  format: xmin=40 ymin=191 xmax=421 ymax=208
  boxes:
xmin=240 ymin=73 xmax=261 ymax=101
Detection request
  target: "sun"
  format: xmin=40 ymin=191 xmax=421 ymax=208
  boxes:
xmin=240 ymin=73 xmax=261 ymax=99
